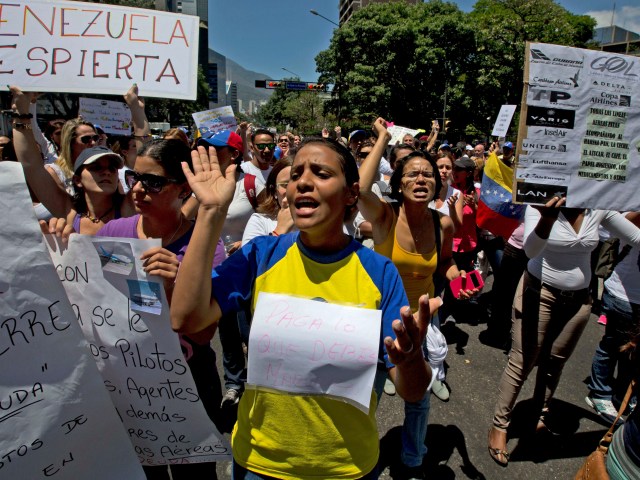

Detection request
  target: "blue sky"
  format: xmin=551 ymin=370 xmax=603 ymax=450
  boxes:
xmin=208 ymin=0 xmax=640 ymax=83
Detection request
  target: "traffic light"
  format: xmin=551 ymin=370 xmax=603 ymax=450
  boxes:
xmin=267 ymin=81 xmax=283 ymax=89
xmin=307 ymin=83 xmax=326 ymax=91
xmin=444 ymin=120 xmax=452 ymax=132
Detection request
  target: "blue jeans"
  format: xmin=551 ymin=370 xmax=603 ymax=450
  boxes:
xmin=401 ymin=391 xmax=430 ymax=467
xmin=588 ymin=289 xmax=638 ymax=407
xmin=232 ymin=460 xmax=379 ymax=479
xmin=218 ymin=310 xmax=247 ymax=392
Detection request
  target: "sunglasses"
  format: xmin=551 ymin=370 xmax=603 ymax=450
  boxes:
xmin=78 ymin=134 xmax=100 ymax=145
xmin=124 ymin=170 xmax=179 ymax=193
xmin=357 ymin=151 xmax=371 ymax=159
xmin=255 ymin=143 xmax=276 ymax=151
xmin=278 ymin=138 xmax=289 ymax=143
xmin=85 ymin=161 xmax=118 ymax=173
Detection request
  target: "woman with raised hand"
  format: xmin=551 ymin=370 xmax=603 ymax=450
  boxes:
xmin=346 ymin=118 xmax=474 ymax=478
xmin=171 ymin=137 xmax=440 ymax=479
xmin=10 ymin=86 xmax=134 ymax=234
xmin=431 ymin=154 xmax=463 ymax=234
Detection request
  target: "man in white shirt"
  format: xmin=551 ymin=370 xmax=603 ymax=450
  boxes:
xmin=241 ymin=128 xmax=275 ymax=182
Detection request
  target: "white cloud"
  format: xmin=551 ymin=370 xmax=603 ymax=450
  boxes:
xmin=585 ymin=6 xmax=640 ymax=34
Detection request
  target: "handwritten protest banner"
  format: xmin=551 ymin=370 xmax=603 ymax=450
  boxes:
xmin=387 ymin=125 xmax=420 ymax=145
xmin=491 ymin=105 xmax=517 ymax=137
xmin=79 ymin=97 xmax=132 ymax=135
xmin=514 ymin=42 xmax=640 ymax=209
xmin=192 ymin=106 xmax=237 ymax=137
xmin=0 ymin=0 xmax=199 ymax=99
xmin=48 ymin=235 xmax=231 ymax=466
xmin=247 ymin=292 xmax=381 ymax=413
xmin=0 ymin=163 xmax=144 ymax=479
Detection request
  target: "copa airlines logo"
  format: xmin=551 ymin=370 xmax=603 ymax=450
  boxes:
xmin=589 ymin=92 xmax=631 ymax=107
xmin=530 ymin=48 xmax=584 ymax=68
xmin=526 ymin=106 xmax=576 ymax=129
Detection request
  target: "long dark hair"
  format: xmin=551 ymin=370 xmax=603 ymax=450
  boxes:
xmin=389 ymin=151 xmax=442 ymax=205
xmin=137 ymin=139 xmax=193 ymax=183
xmin=257 ymin=157 xmax=294 ymax=217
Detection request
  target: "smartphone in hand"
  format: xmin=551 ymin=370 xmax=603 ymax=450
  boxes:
xmin=449 ymin=270 xmax=484 ymax=297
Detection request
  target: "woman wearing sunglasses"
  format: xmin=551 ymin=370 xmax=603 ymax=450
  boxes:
xmin=11 ymin=87 xmax=135 ymax=235
xmin=98 ymin=138 xmax=226 ymax=480
xmin=357 ymin=118 xmax=474 ymax=478
xmin=171 ymin=137 xmax=440 ymax=479
xmin=241 ymin=157 xmax=294 ymax=246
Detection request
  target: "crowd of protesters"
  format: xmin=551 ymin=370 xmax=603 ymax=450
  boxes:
xmin=3 ymin=83 xmax=640 ymax=480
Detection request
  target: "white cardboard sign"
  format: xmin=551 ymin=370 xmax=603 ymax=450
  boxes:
xmin=0 ymin=162 xmax=144 ymax=479
xmin=247 ymin=292 xmax=381 ymax=413
xmin=47 ymin=235 xmax=231 ymax=466
xmin=0 ymin=0 xmax=199 ymax=99
xmin=491 ymin=105 xmax=517 ymax=137
xmin=387 ymin=125 xmax=420 ymax=145
xmin=79 ymin=97 xmax=132 ymax=135
xmin=192 ymin=106 xmax=237 ymax=137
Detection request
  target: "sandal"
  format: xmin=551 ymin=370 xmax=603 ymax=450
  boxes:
xmin=488 ymin=428 xmax=510 ymax=467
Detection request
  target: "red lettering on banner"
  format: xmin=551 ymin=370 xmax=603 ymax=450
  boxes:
xmin=92 ymin=50 xmax=109 ymax=78
xmin=51 ymin=48 xmax=71 ymax=74
xmin=135 ymin=54 xmax=158 ymax=81
xmin=60 ymin=8 xmax=78 ymax=36
xmin=26 ymin=47 xmax=47 ymax=76
xmin=116 ymin=52 xmax=133 ymax=79
xmin=151 ymin=17 xmax=167 ymax=45
xmin=106 ymin=12 xmax=126 ymax=39
xmin=0 ymin=44 xmax=16 ymax=73
xmin=81 ymin=10 xmax=104 ymax=38
xmin=78 ymin=49 xmax=87 ymax=77
xmin=0 ymin=4 xmax=20 ymax=36
xmin=24 ymin=6 xmax=55 ymax=35
xmin=129 ymin=14 xmax=148 ymax=42
xmin=168 ymin=20 xmax=188 ymax=47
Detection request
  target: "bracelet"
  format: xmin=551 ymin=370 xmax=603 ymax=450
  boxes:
xmin=270 ymin=230 xmax=279 ymax=236
xmin=12 ymin=121 xmax=31 ymax=130
xmin=133 ymin=134 xmax=152 ymax=139
xmin=10 ymin=112 xmax=33 ymax=119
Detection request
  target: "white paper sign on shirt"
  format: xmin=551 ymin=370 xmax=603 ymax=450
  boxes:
xmin=192 ymin=106 xmax=237 ymax=137
xmin=47 ymin=235 xmax=231 ymax=466
xmin=515 ymin=42 xmax=640 ymax=210
xmin=0 ymin=163 xmax=144 ymax=479
xmin=247 ymin=292 xmax=381 ymax=413
xmin=387 ymin=125 xmax=420 ymax=145
xmin=79 ymin=98 xmax=132 ymax=135
xmin=0 ymin=0 xmax=199 ymax=99
xmin=491 ymin=105 xmax=517 ymax=137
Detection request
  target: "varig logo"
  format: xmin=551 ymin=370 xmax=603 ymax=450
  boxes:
xmin=590 ymin=56 xmax=638 ymax=78
xmin=526 ymin=106 xmax=576 ymax=129
xmin=530 ymin=48 xmax=584 ymax=68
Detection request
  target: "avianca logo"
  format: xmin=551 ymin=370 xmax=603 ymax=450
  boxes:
xmin=531 ymin=49 xmax=551 ymax=61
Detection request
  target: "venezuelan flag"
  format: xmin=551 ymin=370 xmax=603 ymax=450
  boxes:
xmin=477 ymin=152 xmax=525 ymax=240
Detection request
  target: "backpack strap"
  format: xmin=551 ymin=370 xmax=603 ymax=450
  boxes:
xmin=431 ymin=208 xmax=441 ymax=266
xmin=243 ymin=174 xmax=258 ymax=210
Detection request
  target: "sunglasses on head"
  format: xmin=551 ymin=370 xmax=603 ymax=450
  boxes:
xmin=78 ymin=134 xmax=100 ymax=144
xmin=357 ymin=151 xmax=371 ymax=159
xmin=124 ymin=170 xmax=179 ymax=193
xmin=255 ymin=143 xmax=276 ymax=151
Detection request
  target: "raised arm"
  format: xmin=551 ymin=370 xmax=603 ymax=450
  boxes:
xmin=170 ymin=146 xmax=238 ymax=334
xmin=124 ymin=84 xmax=151 ymax=149
xmin=10 ymin=86 xmax=72 ymax=217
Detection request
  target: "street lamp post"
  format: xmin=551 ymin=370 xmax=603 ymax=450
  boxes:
xmin=309 ymin=9 xmax=341 ymax=121
xmin=281 ymin=67 xmax=300 ymax=78
xmin=310 ymin=9 xmax=339 ymax=27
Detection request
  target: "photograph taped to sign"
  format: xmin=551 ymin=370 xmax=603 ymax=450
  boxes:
xmin=515 ymin=42 xmax=640 ymax=209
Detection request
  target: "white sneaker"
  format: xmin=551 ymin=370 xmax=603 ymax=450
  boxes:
xmin=221 ymin=388 xmax=241 ymax=408
xmin=585 ymin=395 xmax=623 ymax=425
xmin=432 ymin=380 xmax=450 ymax=401
xmin=384 ymin=378 xmax=396 ymax=396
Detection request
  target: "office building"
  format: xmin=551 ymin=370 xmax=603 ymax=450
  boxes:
xmin=594 ymin=25 xmax=640 ymax=56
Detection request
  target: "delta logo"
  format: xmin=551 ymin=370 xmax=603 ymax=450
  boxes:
xmin=530 ymin=49 xmax=584 ymax=68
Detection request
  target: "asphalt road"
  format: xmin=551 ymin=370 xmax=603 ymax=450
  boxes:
xmin=212 ymin=276 xmax=610 ymax=479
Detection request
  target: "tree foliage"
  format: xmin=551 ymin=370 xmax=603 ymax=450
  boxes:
xmin=314 ymin=0 xmax=597 ymax=140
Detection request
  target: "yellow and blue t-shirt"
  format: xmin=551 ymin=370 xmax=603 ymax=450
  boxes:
xmin=211 ymin=232 xmax=408 ymax=479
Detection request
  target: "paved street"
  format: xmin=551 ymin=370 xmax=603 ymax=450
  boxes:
xmin=213 ymin=277 xmax=610 ymax=479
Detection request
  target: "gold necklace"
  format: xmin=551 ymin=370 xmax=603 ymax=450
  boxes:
xmin=81 ymin=207 xmax=113 ymax=224
xmin=165 ymin=215 xmax=184 ymax=245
